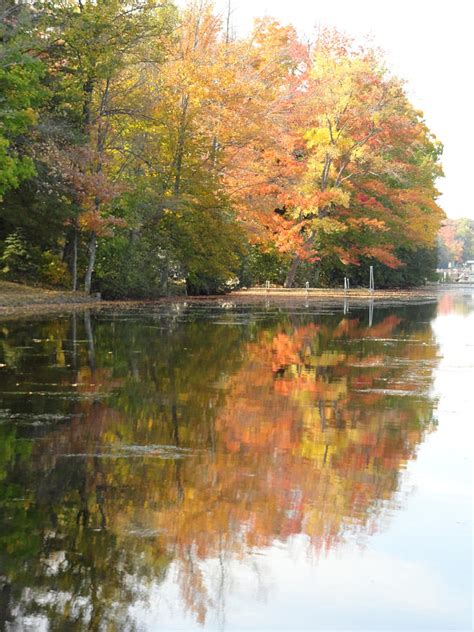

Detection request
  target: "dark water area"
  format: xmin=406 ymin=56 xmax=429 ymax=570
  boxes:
xmin=0 ymin=289 xmax=472 ymax=631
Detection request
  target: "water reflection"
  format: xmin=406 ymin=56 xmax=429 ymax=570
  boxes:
xmin=0 ymin=301 xmax=442 ymax=629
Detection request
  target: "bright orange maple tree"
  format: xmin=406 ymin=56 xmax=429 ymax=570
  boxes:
xmin=215 ymin=27 xmax=444 ymax=285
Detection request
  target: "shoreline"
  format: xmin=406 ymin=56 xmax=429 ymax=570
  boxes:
xmin=0 ymin=280 xmax=119 ymax=319
xmin=0 ymin=281 xmax=462 ymax=320
xmin=232 ymin=286 xmax=440 ymax=299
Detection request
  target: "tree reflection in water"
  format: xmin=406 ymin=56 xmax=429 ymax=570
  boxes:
xmin=0 ymin=302 xmax=439 ymax=629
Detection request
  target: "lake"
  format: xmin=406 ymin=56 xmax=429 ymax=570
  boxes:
xmin=0 ymin=288 xmax=472 ymax=631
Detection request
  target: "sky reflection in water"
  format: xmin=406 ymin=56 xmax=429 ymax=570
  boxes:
xmin=0 ymin=289 xmax=472 ymax=630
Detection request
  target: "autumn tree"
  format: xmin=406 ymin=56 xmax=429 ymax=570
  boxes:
xmin=34 ymin=0 xmax=176 ymax=292
xmin=0 ymin=2 xmax=445 ymax=294
xmin=229 ymin=30 xmax=444 ymax=287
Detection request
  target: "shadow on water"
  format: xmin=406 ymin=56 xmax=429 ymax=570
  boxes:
xmin=0 ymin=299 xmax=444 ymax=629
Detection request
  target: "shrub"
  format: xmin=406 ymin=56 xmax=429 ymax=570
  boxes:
xmin=39 ymin=250 xmax=71 ymax=287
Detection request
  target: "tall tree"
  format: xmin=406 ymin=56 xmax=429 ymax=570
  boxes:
xmin=0 ymin=2 xmax=445 ymax=294
xmin=36 ymin=0 xmax=176 ymax=292
xmin=224 ymin=29 xmax=444 ymax=287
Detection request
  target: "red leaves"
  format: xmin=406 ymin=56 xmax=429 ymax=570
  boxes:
xmin=45 ymin=143 xmax=126 ymax=235
xmin=78 ymin=210 xmax=126 ymax=237
xmin=361 ymin=246 xmax=401 ymax=268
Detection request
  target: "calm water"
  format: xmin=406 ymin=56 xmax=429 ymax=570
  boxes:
xmin=0 ymin=290 xmax=472 ymax=631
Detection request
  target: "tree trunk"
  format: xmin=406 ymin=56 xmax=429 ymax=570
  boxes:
xmin=84 ymin=232 xmax=96 ymax=294
xmin=160 ymin=260 xmax=169 ymax=296
xmin=173 ymin=94 xmax=189 ymax=195
xmin=284 ymin=255 xmax=301 ymax=288
xmin=285 ymin=231 xmax=318 ymax=288
xmin=312 ymin=260 xmax=322 ymax=286
xmin=210 ymin=135 xmax=219 ymax=167
xmin=72 ymin=226 xmax=78 ymax=291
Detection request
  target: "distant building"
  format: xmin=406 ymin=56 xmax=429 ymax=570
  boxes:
xmin=437 ymin=260 xmax=474 ymax=283
xmin=457 ymin=261 xmax=474 ymax=283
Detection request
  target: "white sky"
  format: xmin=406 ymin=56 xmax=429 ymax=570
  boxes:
xmin=210 ymin=0 xmax=474 ymax=221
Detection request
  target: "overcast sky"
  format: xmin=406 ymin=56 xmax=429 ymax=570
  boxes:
xmin=209 ymin=0 xmax=473 ymax=220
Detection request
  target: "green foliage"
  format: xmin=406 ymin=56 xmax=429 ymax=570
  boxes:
xmin=0 ymin=1 xmax=443 ymax=294
xmin=0 ymin=233 xmax=67 ymax=285
xmin=39 ymin=250 xmax=71 ymax=287
xmin=239 ymin=244 xmax=290 ymax=287
xmin=0 ymin=164 xmax=77 ymax=249
xmin=95 ymin=232 xmax=167 ymax=298
xmin=0 ymin=4 xmax=45 ymax=200
xmin=319 ymin=247 xmax=438 ymax=288
xmin=0 ymin=232 xmax=38 ymax=279
xmin=161 ymin=206 xmax=245 ymax=295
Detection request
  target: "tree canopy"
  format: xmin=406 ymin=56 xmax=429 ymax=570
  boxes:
xmin=0 ymin=1 xmax=444 ymax=294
